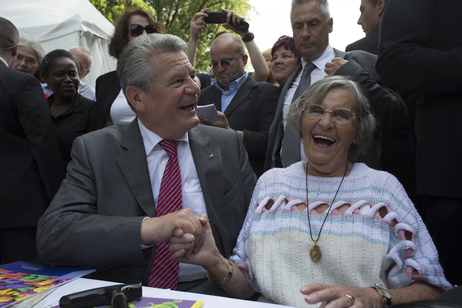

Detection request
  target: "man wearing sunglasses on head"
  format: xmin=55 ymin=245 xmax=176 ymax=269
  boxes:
xmin=198 ymin=16 xmax=280 ymax=177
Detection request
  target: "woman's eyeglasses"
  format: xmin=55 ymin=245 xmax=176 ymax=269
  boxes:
xmin=306 ymin=104 xmax=356 ymax=124
xmin=209 ymin=54 xmax=244 ymax=70
xmin=129 ymin=24 xmax=158 ymax=37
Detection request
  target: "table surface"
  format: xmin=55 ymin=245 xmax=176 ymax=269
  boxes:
xmin=31 ymin=278 xmax=297 ymax=308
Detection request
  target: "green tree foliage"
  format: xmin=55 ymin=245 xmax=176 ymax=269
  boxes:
xmin=89 ymin=0 xmax=253 ymax=72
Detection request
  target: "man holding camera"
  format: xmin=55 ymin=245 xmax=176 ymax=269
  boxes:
xmin=193 ymin=10 xmax=280 ymax=176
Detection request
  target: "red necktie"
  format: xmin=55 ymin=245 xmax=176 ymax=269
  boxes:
xmin=148 ymin=140 xmax=182 ymax=289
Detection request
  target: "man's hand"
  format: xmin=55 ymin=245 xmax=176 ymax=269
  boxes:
xmin=170 ymin=213 xmax=208 ymax=255
xmin=198 ymin=111 xmax=232 ymax=130
xmin=222 ymin=9 xmax=248 ymax=37
xmin=324 ymin=58 xmax=348 ymax=76
xmin=199 ymin=112 xmax=244 ymax=139
xmin=190 ymin=8 xmax=208 ymax=42
xmin=140 ymin=209 xmax=203 ymax=255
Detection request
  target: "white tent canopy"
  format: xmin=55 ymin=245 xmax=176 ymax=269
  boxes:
xmin=2 ymin=0 xmax=117 ymax=88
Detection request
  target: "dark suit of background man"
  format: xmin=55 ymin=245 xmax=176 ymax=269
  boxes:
xmin=265 ymin=0 xmax=406 ymax=172
xmin=0 ymin=17 xmax=64 ymax=264
xmin=377 ymin=0 xmax=462 ymax=285
xmin=37 ymin=33 xmax=257 ymax=296
xmin=198 ymin=32 xmax=279 ymax=177
xmin=345 ymin=0 xmax=421 ymax=209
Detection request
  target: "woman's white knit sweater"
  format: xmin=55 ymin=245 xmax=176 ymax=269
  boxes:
xmin=229 ymin=162 xmax=451 ymax=307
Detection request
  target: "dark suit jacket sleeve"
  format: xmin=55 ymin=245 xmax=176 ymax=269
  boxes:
xmin=190 ymin=125 xmax=257 ymax=258
xmin=17 ymin=74 xmax=65 ymax=200
xmin=217 ymin=129 xmax=257 ymax=257
xmin=37 ymin=135 xmax=148 ymax=269
xmin=345 ymin=31 xmax=380 ymax=55
xmin=335 ymin=51 xmax=407 ymax=134
xmin=242 ymin=84 xmax=280 ymax=157
xmin=377 ymin=0 xmax=462 ymax=93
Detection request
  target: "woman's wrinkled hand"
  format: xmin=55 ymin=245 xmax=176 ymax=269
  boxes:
xmin=300 ymin=283 xmax=383 ymax=308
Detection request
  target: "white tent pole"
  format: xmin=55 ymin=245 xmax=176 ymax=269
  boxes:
xmin=78 ymin=30 xmax=83 ymax=47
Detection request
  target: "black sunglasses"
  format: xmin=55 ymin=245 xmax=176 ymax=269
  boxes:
xmin=129 ymin=24 xmax=158 ymax=37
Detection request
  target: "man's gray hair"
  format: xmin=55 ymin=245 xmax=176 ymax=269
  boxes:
xmin=117 ymin=33 xmax=187 ymax=97
xmin=286 ymin=76 xmax=376 ymax=161
xmin=19 ymin=38 xmax=46 ymax=66
xmin=291 ymin=0 xmax=331 ymax=23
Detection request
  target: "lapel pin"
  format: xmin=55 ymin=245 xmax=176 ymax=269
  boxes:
xmin=209 ymin=154 xmax=214 ymax=159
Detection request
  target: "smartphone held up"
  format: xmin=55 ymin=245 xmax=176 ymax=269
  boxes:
xmin=204 ymin=11 xmax=250 ymax=33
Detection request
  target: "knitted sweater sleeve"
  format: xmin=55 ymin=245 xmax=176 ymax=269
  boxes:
xmin=376 ymin=171 xmax=452 ymax=290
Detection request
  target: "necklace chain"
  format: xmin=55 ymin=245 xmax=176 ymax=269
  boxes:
xmin=305 ymin=162 xmax=348 ymax=261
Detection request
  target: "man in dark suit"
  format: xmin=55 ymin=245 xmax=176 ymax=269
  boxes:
xmin=264 ymin=0 xmax=406 ymax=171
xmin=377 ymin=0 xmax=462 ymax=285
xmin=198 ymin=32 xmax=279 ymax=176
xmin=345 ymin=0 xmax=385 ymax=54
xmin=37 ymin=33 xmax=257 ymax=295
xmin=345 ymin=0 xmax=421 ymax=208
xmin=0 ymin=17 xmax=64 ymax=264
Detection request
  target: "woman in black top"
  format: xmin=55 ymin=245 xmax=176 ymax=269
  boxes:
xmin=93 ymin=8 xmax=165 ymax=130
xmin=41 ymin=49 xmax=96 ymax=168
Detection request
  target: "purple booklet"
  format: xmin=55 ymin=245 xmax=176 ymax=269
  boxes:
xmin=98 ymin=297 xmax=204 ymax=308
xmin=49 ymin=297 xmax=205 ymax=308
xmin=0 ymin=261 xmax=94 ymax=308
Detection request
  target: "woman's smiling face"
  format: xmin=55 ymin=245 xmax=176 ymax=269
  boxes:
xmin=302 ymin=87 xmax=357 ymax=176
xmin=271 ymin=46 xmax=299 ymax=87
xmin=44 ymin=57 xmax=79 ymax=100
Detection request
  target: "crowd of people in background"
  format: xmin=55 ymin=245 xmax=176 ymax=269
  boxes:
xmin=1 ymin=0 xmax=461 ymax=307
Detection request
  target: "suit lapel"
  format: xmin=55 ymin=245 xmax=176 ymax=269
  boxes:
xmin=116 ymin=120 xmax=156 ymax=217
xmin=278 ymin=63 xmax=302 ymax=112
xmin=224 ymin=76 xmax=256 ymax=117
xmin=188 ymin=126 xmax=223 ymax=220
xmin=209 ymin=87 xmax=222 ymax=111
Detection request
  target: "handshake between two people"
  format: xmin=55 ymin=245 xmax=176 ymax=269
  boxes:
xmin=140 ymin=209 xmax=216 ymax=268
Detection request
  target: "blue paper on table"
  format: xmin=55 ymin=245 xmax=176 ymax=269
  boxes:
xmin=0 ymin=261 xmax=94 ymax=308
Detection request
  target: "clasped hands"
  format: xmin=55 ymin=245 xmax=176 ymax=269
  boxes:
xmin=140 ymin=209 xmax=209 ymax=259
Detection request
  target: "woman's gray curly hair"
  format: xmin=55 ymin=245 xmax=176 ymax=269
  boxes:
xmin=286 ymin=75 xmax=376 ymax=161
xmin=18 ymin=38 xmax=46 ymax=66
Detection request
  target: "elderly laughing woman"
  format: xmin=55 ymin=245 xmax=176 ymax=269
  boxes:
xmin=170 ymin=76 xmax=451 ymax=308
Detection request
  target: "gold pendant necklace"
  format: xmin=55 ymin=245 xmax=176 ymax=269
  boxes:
xmin=309 ymin=242 xmax=322 ymax=262
xmin=306 ymin=163 xmax=347 ymax=262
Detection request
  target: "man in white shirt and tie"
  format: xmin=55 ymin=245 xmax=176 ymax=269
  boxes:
xmin=265 ymin=0 xmax=406 ymax=171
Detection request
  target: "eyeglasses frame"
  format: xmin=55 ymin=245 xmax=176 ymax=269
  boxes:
xmin=305 ymin=104 xmax=357 ymax=125
xmin=209 ymin=53 xmax=244 ymax=70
